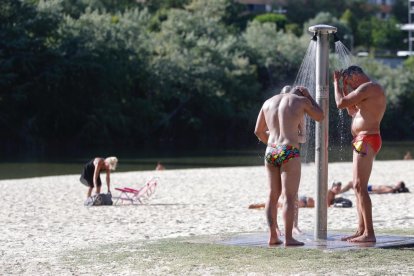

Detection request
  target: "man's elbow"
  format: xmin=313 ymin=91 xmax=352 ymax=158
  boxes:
xmin=336 ymin=99 xmax=346 ymax=109
xmin=315 ymin=112 xmax=324 ymax=122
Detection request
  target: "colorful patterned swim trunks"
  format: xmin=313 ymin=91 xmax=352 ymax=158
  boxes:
xmin=265 ymin=144 xmax=300 ymax=168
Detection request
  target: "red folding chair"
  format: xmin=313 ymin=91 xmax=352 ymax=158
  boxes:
xmin=114 ymin=177 xmax=158 ymax=205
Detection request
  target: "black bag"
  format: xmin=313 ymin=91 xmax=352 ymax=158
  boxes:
xmin=333 ymin=197 xmax=352 ymax=208
xmin=84 ymin=192 xmax=113 ymax=206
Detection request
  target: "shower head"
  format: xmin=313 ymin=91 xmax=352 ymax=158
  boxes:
xmin=308 ymin=24 xmax=337 ymax=34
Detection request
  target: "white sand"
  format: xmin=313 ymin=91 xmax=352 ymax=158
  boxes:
xmin=1 ymin=160 xmax=413 ymax=274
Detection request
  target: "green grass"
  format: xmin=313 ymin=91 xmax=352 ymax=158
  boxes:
xmin=61 ymin=230 xmax=414 ymax=275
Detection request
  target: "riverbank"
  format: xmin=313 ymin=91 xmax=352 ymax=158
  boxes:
xmin=1 ymin=160 xmax=413 ymax=274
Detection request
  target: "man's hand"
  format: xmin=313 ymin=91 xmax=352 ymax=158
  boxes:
xmin=296 ymin=86 xmax=311 ymax=98
xmin=343 ymin=77 xmax=348 ymax=95
xmin=333 ymin=70 xmax=342 ymax=83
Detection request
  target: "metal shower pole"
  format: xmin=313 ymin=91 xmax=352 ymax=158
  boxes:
xmin=308 ymin=24 xmax=337 ymax=240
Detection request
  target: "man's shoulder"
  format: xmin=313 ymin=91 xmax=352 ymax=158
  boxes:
xmin=361 ymin=81 xmax=384 ymax=92
xmin=264 ymin=94 xmax=282 ymax=105
xmin=356 ymin=82 xmax=384 ymax=99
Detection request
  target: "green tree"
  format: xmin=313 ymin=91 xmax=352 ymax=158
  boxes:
xmin=243 ymin=20 xmax=305 ymax=90
xmin=340 ymin=9 xmax=358 ymax=36
xmin=150 ymin=0 xmax=260 ymax=148
xmin=254 ymin=13 xmax=288 ymax=31
xmin=0 ymin=0 xmax=62 ymax=154
xmin=370 ymin=17 xmax=405 ymax=52
xmin=358 ymin=58 xmax=414 ymax=140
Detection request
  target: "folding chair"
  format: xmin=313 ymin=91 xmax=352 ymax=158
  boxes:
xmin=113 ymin=177 xmax=158 ymax=205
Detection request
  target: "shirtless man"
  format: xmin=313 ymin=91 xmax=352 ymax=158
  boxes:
xmin=339 ymin=180 xmax=409 ymax=194
xmin=254 ymin=86 xmax=324 ymax=246
xmin=327 ymin=181 xmax=343 ymax=206
xmin=333 ymin=65 xmax=386 ymax=243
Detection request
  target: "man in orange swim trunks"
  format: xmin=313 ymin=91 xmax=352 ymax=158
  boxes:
xmin=333 ymin=65 xmax=386 ymax=243
xmin=254 ymin=86 xmax=324 ymax=246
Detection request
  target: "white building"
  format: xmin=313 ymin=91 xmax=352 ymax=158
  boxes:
xmin=399 ymin=0 xmax=414 ymax=56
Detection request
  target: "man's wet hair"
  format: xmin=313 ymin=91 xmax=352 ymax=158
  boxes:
xmin=331 ymin=181 xmax=342 ymax=188
xmin=290 ymin=86 xmax=304 ymax=96
xmin=342 ymin=65 xmax=364 ymax=78
xmin=280 ymin=85 xmax=292 ymax=94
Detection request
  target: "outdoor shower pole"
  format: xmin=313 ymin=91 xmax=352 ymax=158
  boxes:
xmin=308 ymin=25 xmax=337 ymax=240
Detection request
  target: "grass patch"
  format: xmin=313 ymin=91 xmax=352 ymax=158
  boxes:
xmin=62 ymin=231 xmax=414 ymax=275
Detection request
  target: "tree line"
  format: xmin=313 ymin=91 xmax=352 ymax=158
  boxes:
xmin=1 ymin=0 xmax=413 ymax=157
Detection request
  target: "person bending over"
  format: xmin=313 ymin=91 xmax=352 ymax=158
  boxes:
xmin=80 ymin=157 xmax=118 ymax=199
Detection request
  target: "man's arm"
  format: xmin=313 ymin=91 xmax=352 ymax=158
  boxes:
xmin=334 ymin=73 xmax=370 ymax=110
xmin=298 ymin=87 xmax=324 ymax=122
xmin=335 ymin=72 xmax=358 ymax=117
xmin=254 ymin=107 xmax=269 ymax=144
xmin=335 ymin=85 xmax=370 ymax=109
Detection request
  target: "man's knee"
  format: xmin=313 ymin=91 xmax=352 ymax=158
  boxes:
xmin=281 ymin=194 xmax=296 ymax=206
xmin=353 ymin=180 xmax=366 ymax=193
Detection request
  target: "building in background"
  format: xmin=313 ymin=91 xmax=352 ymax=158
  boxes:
xmin=367 ymin=0 xmax=395 ymax=19
xmin=399 ymin=0 xmax=414 ymax=56
xmin=235 ymin=0 xmax=286 ymax=13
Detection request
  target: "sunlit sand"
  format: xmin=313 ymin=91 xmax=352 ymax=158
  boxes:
xmin=0 ymin=160 xmax=413 ymax=274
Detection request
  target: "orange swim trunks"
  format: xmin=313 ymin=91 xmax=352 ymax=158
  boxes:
xmin=352 ymin=134 xmax=382 ymax=156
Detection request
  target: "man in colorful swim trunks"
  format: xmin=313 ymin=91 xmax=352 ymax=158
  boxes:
xmin=333 ymin=65 xmax=386 ymax=243
xmin=254 ymin=86 xmax=324 ymax=246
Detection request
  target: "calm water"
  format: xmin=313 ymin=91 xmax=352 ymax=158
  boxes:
xmin=0 ymin=142 xmax=413 ymax=180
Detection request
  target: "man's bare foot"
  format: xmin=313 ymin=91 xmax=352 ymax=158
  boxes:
xmin=269 ymin=237 xmax=283 ymax=246
xmin=284 ymin=238 xmax=304 ymax=246
xmin=348 ymin=234 xmax=376 ymax=243
xmin=340 ymin=231 xmax=363 ymax=241
xmin=293 ymin=227 xmax=303 ymax=236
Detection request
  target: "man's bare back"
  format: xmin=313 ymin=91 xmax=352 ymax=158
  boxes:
xmin=262 ymin=94 xmax=307 ymax=148
xmin=255 ymin=87 xmax=324 ymax=146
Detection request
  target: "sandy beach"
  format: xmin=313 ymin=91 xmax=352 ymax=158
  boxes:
xmin=1 ymin=160 xmax=413 ymax=274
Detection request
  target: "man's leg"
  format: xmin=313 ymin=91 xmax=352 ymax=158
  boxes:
xmin=265 ymin=163 xmax=282 ymax=245
xmin=280 ymin=157 xmax=304 ymax=246
xmin=348 ymin=147 xmax=376 ymax=242
xmin=292 ymin=194 xmax=303 ymax=235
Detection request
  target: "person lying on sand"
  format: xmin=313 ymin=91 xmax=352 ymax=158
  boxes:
xmin=249 ymin=183 xmax=344 ymax=210
xmin=339 ymin=180 xmax=410 ymax=194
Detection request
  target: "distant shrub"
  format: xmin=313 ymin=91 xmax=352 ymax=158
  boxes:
xmin=254 ymin=13 xmax=287 ymax=31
